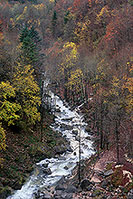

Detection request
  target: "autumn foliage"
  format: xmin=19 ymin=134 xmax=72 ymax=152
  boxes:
xmin=0 ymin=0 xmax=132 ymax=165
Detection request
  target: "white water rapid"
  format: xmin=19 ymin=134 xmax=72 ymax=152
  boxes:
xmin=7 ymin=90 xmax=94 ymax=199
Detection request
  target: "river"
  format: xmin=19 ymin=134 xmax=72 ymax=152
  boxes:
xmin=7 ymin=89 xmax=94 ymax=199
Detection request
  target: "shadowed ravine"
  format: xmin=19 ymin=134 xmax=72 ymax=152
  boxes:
xmin=7 ymin=89 xmax=94 ymax=199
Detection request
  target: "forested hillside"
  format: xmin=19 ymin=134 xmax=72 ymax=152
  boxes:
xmin=0 ymin=0 xmax=132 ymax=198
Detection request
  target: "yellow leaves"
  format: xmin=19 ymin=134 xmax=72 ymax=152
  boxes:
xmin=67 ymin=69 xmax=83 ymax=91
xmin=16 ymin=6 xmax=27 ymax=22
xmin=10 ymin=17 xmax=15 ymax=28
xmin=63 ymin=42 xmax=78 ymax=57
xmin=0 ymin=81 xmax=16 ymax=99
xmin=17 ymin=42 xmax=22 ymax=50
xmin=97 ymin=6 xmax=110 ymax=22
xmin=0 ymin=123 xmax=6 ymax=167
xmin=112 ymin=76 xmax=119 ymax=87
xmin=108 ymin=76 xmax=121 ymax=97
xmin=60 ymin=42 xmax=78 ymax=73
xmin=24 ymin=106 xmax=40 ymax=124
xmin=0 ymin=101 xmax=21 ymax=126
xmin=0 ymin=81 xmax=21 ymax=126
xmin=33 ymin=3 xmax=45 ymax=10
xmin=13 ymin=4 xmax=43 ymax=28
xmin=97 ymin=59 xmax=106 ymax=78
xmin=0 ymin=123 xmax=6 ymax=151
xmin=74 ymin=19 xmax=90 ymax=44
xmin=13 ymin=63 xmax=41 ymax=125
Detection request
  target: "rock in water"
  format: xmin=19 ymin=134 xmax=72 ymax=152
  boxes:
xmin=55 ymin=184 xmax=65 ymax=191
xmin=42 ymin=168 xmax=52 ymax=175
xmin=42 ymin=163 xmax=48 ymax=168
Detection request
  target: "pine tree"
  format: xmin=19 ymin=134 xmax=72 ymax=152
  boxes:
xmin=19 ymin=26 xmax=42 ymax=80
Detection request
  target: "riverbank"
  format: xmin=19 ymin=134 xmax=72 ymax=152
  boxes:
xmin=0 ymin=110 xmax=70 ymax=199
xmin=35 ymin=148 xmax=133 ymax=199
xmin=32 ymin=100 xmax=133 ymax=199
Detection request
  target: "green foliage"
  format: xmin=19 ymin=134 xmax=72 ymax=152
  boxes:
xmin=52 ymin=10 xmax=57 ymax=35
xmin=19 ymin=26 xmax=42 ymax=78
xmin=19 ymin=26 xmax=40 ymax=64
xmin=64 ymin=11 xmax=70 ymax=24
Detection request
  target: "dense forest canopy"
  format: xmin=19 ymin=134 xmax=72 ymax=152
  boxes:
xmin=0 ymin=0 xmax=132 ymax=167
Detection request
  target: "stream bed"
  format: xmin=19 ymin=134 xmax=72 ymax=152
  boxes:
xmin=7 ymin=91 xmax=94 ymax=199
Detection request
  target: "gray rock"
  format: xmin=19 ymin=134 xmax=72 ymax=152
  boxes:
xmin=55 ymin=184 xmax=65 ymax=191
xmin=80 ymin=179 xmax=92 ymax=190
xmin=101 ymin=180 xmax=109 ymax=189
xmin=43 ymin=193 xmax=51 ymax=199
xmin=87 ymin=185 xmax=93 ymax=191
xmin=42 ymin=163 xmax=48 ymax=168
xmin=128 ymin=189 xmax=133 ymax=199
xmin=97 ymin=171 xmax=104 ymax=176
xmin=75 ymin=137 xmax=80 ymax=142
xmin=60 ymin=192 xmax=67 ymax=199
xmin=57 ymin=176 xmax=66 ymax=184
xmin=72 ymin=130 xmax=78 ymax=135
xmin=65 ymin=193 xmax=73 ymax=199
xmin=85 ymin=126 xmax=91 ymax=132
xmin=60 ymin=124 xmax=73 ymax=131
xmin=56 ymin=108 xmax=61 ymax=112
xmin=54 ymin=190 xmax=65 ymax=199
xmin=66 ymin=185 xmax=77 ymax=193
xmin=42 ymin=168 xmax=52 ymax=175
xmin=58 ymin=156 xmax=66 ymax=161
xmin=62 ymin=117 xmax=73 ymax=122
xmin=54 ymin=146 xmax=66 ymax=154
xmin=67 ymin=146 xmax=73 ymax=152
xmin=104 ymin=169 xmax=114 ymax=177
xmin=64 ymin=166 xmax=69 ymax=170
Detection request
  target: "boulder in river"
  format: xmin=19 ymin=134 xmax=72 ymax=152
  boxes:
xmin=72 ymin=130 xmax=78 ymax=136
xmin=60 ymin=124 xmax=73 ymax=131
xmin=55 ymin=184 xmax=66 ymax=191
xmin=67 ymin=145 xmax=73 ymax=152
xmin=42 ymin=163 xmax=49 ymax=168
xmin=42 ymin=168 xmax=52 ymax=175
xmin=64 ymin=166 xmax=69 ymax=170
xmin=54 ymin=146 xmax=66 ymax=155
xmin=58 ymin=156 xmax=66 ymax=161
xmin=56 ymin=108 xmax=61 ymax=112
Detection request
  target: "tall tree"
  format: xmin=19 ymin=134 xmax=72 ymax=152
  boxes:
xmin=19 ymin=26 xmax=42 ymax=80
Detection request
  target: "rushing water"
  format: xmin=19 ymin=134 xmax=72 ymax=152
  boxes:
xmin=7 ymin=90 xmax=94 ymax=199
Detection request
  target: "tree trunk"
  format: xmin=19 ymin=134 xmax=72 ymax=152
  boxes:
xmin=116 ymin=121 xmax=120 ymax=163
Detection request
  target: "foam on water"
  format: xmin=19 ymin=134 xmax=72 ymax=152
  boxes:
xmin=7 ymin=90 xmax=94 ymax=199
